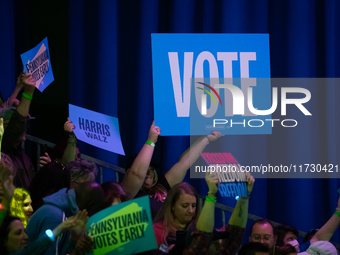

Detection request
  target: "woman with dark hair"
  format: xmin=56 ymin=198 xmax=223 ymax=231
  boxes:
xmin=0 ymin=215 xmax=76 ymax=255
xmin=101 ymin=181 xmax=128 ymax=207
xmin=28 ymin=161 xmax=71 ymax=211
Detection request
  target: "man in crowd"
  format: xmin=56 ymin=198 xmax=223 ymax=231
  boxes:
xmin=249 ymin=197 xmax=340 ymax=254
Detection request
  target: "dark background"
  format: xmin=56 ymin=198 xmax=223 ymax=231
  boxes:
xmin=1 ymin=0 xmax=340 ymax=245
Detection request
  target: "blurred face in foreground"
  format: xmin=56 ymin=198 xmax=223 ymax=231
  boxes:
xmin=5 ymin=220 xmax=28 ymax=254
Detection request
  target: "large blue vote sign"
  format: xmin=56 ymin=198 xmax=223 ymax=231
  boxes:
xmin=151 ymin=34 xmax=271 ymax=135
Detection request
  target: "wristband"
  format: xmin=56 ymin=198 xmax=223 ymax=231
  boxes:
xmin=0 ymin=211 xmax=5 ymax=220
xmin=22 ymin=92 xmax=33 ymax=100
xmin=206 ymin=196 xmax=217 ymax=202
xmin=145 ymin=141 xmax=155 ymax=147
xmin=206 ymin=136 xmax=210 ymax=144
xmin=334 ymin=212 xmax=340 ymax=218
xmin=45 ymin=229 xmax=54 ymax=241
xmin=240 ymin=196 xmax=250 ymax=199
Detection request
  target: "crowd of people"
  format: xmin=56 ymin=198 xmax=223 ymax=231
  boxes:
xmin=0 ymin=73 xmax=339 ymax=255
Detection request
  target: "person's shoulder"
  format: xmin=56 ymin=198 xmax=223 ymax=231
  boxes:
xmin=27 ymin=204 xmax=65 ymax=240
xmin=30 ymin=204 xmax=64 ymax=222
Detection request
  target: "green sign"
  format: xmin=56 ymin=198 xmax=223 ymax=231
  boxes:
xmin=86 ymin=196 xmax=157 ymax=255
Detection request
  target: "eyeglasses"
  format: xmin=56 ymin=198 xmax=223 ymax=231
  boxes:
xmin=251 ymin=235 xmax=273 ymax=241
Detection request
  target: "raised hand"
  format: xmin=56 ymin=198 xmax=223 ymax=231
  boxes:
xmin=245 ymin=172 xmax=255 ymax=196
xmin=22 ymin=73 xmax=36 ymax=88
xmin=206 ymin=171 xmax=219 ymax=196
xmin=147 ymin=121 xmax=161 ymax=144
xmin=16 ymin=72 xmax=25 ymax=90
xmin=0 ymin=118 xmax=3 ymax=140
xmin=207 ymin=130 xmax=223 ymax=142
xmin=64 ymin=117 xmax=76 ymax=133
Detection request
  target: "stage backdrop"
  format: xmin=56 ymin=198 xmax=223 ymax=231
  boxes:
xmin=1 ymin=0 xmax=339 ymax=245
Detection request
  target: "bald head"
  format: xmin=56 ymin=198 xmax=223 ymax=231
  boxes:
xmin=75 ymin=181 xmax=105 ymax=216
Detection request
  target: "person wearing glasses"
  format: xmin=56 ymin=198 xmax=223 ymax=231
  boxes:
xmin=249 ymin=196 xmax=340 ymax=254
xmin=249 ymin=219 xmax=278 ymax=254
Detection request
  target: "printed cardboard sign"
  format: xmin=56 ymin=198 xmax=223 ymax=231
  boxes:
xmin=200 ymin=152 xmax=247 ymax=198
xmin=151 ymin=33 xmax=271 ymax=135
xmin=20 ymin=37 xmax=54 ymax=92
xmin=86 ymin=196 xmax=157 ymax=255
xmin=69 ymin=104 xmax=125 ymax=155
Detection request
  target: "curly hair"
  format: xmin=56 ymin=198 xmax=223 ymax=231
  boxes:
xmin=66 ymin=158 xmax=98 ymax=183
xmin=10 ymin=188 xmax=30 ymax=228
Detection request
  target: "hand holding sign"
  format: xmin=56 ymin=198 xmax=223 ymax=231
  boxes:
xmin=16 ymin=72 xmax=25 ymax=90
xmin=207 ymin=130 xmax=223 ymax=142
xmin=5 ymin=73 xmax=25 ymax=107
xmin=69 ymin=104 xmax=125 ymax=155
xmin=148 ymin=121 xmax=161 ymax=144
xmin=245 ymin=172 xmax=255 ymax=197
xmin=64 ymin=117 xmax=76 ymax=134
xmin=206 ymin=171 xmax=219 ymax=197
xmin=22 ymin=73 xmax=36 ymax=94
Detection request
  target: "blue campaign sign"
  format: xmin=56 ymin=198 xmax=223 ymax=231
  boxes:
xmin=20 ymin=37 xmax=54 ymax=92
xmin=86 ymin=196 xmax=157 ymax=255
xmin=151 ymin=34 xmax=271 ymax=135
xmin=69 ymin=104 xmax=125 ymax=155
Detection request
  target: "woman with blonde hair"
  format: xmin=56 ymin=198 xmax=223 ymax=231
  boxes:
xmin=153 ymin=182 xmax=200 ymax=247
xmin=10 ymin=188 xmax=33 ymax=228
xmin=153 ymin=173 xmax=255 ymax=254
